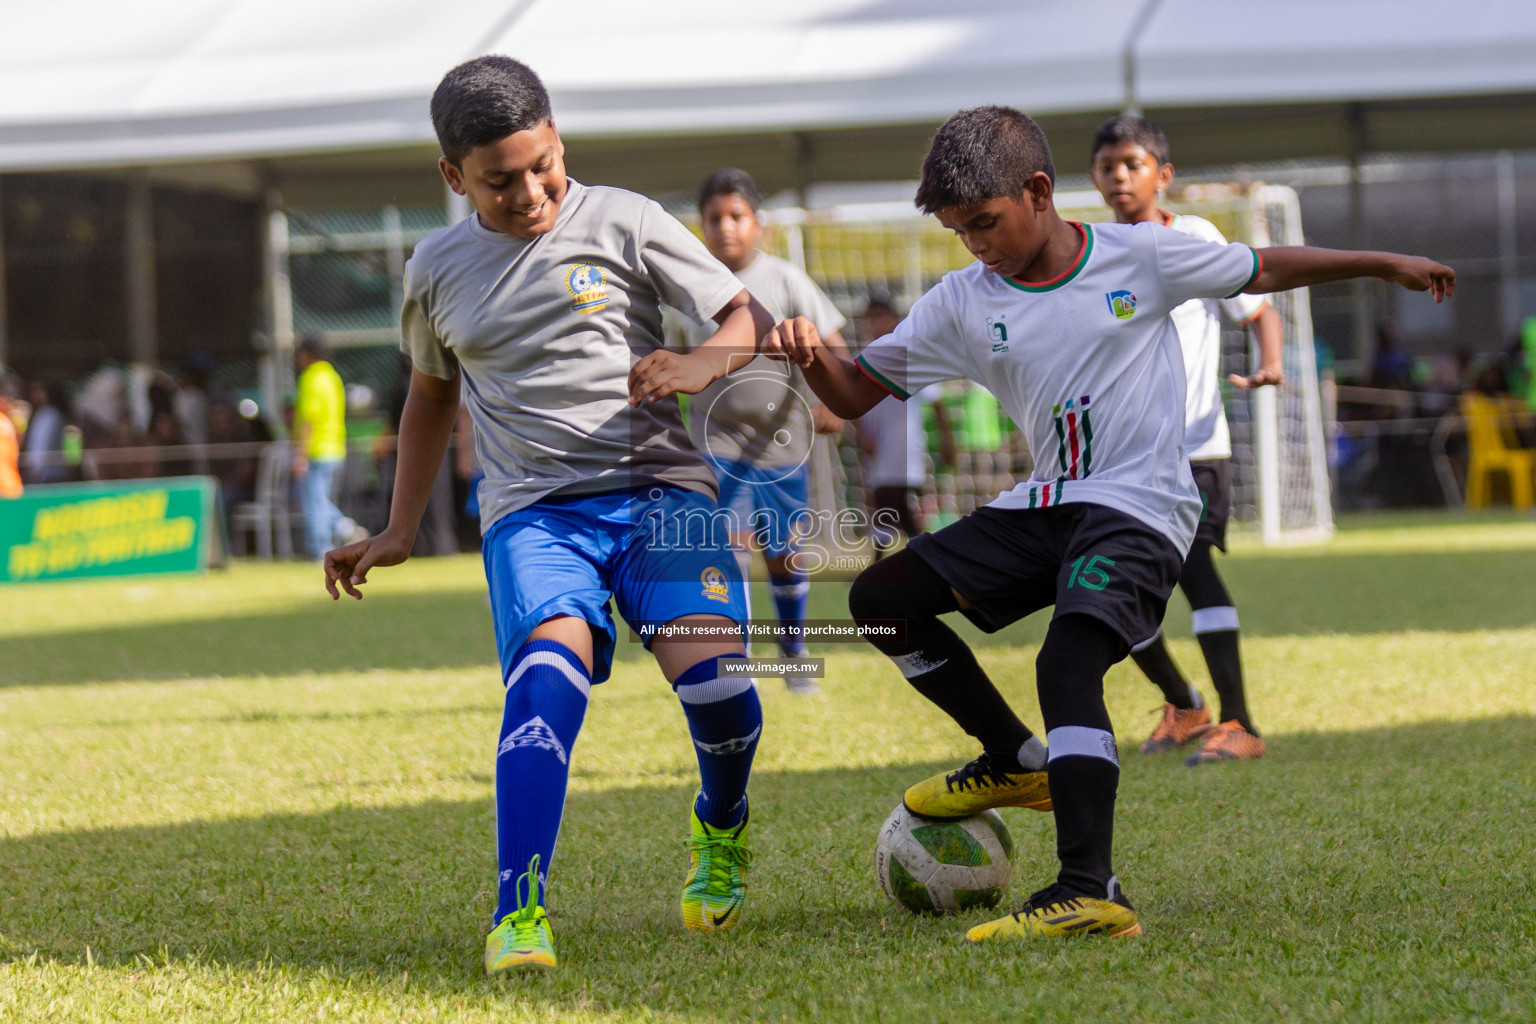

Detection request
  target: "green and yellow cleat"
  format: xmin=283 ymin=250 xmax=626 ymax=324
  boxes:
xmin=965 ymin=878 xmax=1143 ymax=942
xmin=680 ymin=804 xmax=751 ymax=932
xmin=903 ymin=752 xmax=1052 ymax=820
xmin=485 ymin=855 xmax=557 ymax=974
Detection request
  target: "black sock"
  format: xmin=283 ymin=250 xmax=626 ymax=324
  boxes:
xmin=1181 ymin=542 xmax=1256 ymax=734
xmin=1047 ymin=754 xmax=1119 ymax=897
xmin=1196 ymin=630 xmax=1254 ymax=734
xmin=850 ymin=549 xmax=1043 ymax=770
xmin=1129 ymin=632 xmax=1197 ymax=708
xmin=1035 ymin=614 xmax=1127 ymax=897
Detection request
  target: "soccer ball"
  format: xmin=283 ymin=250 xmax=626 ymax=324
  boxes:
xmin=875 ymin=803 xmax=1013 ymax=915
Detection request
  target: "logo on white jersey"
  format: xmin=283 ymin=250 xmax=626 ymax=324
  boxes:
xmin=565 ymin=263 xmax=610 ymax=315
xmin=986 ymin=317 xmax=1009 ymax=352
xmin=1106 ymin=290 xmax=1137 ymax=320
xmin=498 ymin=716 xmax=569 ymax=765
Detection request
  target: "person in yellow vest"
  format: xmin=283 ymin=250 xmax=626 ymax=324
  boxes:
xmin=0 ymin=375 xmax=23 ymax=499
xmin=292 ymin=337 xmax=366 ymax=558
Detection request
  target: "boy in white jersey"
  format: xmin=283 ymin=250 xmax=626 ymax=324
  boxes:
xmin=745 ymin=106 xmax=1453 ymax=940
xmin=323 ymin=57 xmax=777 ymax=974
xmin=683 ymin=169 xmax=850 ymax=694
xmin=1091 ymin=115 xmax=1281 ymax=765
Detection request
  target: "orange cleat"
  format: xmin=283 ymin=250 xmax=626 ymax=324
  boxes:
xmin=1184 ymin=720 xmax=1266 ymax=766
xmin=1139 ymin=702 xmax=1212 ymax=754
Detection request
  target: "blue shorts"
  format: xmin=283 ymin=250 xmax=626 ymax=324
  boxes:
xmin=482 ymin=486 xmax=748 ymax=685
xmin=710 ymin=459 xmax=811 ymax=558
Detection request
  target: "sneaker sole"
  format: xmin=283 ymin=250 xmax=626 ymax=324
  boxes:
xmin=487 ymin=954 xmax=557 ymax=974
xmin=902 ymin=794 xmax=1052 ymax=820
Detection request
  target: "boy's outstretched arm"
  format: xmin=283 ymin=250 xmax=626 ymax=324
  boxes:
xmin=766 ymin=316 xmax=889 ymax=419
xmin=627 ymin=290 xmax=774 ymax=405
xmin=324 ymin=367 xmax=460 ymax=600
xmin=1249 ymin=248 xmax=1455 ymax=302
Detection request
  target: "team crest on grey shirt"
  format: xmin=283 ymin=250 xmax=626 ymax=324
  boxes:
xmin=565 ymin=263 xmax=610 ymax=315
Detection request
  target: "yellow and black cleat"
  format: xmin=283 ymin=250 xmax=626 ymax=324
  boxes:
xmin=903 ymin=752 xmax=1051 ymax=820
xmin=966 ymin=878 xmax=1142 ymax=942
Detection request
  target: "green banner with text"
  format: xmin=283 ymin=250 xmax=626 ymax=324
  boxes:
xmin=0 ymin=477 xmax=215 ymax=584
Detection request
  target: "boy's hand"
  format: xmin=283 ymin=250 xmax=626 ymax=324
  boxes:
xmin=324 ymin=528 xmax=412 ymax=600
xmin=1385 ymin=256 xmax=1456 ymax=301
xmin=763 ymin=317 xmax=822 ymax=368
xmin=628 ymin=350 xmax=717 ymax=405
xmin=1229 ymin=363 xmax=1285 ymax=389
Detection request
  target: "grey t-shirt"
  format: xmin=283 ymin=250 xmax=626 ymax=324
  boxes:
xmin=681 ymin=252 xmax=846 ymax=468
xmin=401 ymin=179 xmax=744 ymax=530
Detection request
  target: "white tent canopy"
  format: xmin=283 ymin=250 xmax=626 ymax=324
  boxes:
xmin=3 ymin=0 xmax=1536 ymax=172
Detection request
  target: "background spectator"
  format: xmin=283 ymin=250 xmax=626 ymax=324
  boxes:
xmin=20 ymin=379 xmax=70 ymax=484
xmin=0 ymin=373 xmax=23 ymax=498
xmin=292 ymin=336 xmax=364 ymax=558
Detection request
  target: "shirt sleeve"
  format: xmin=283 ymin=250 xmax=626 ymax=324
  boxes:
xmin=1219 ymin=291 xmax=1267 ymax=324
xmin=783 ymin=263 xmax=848 ymax=337
xmin=853 ymin=281 xmax=970 ymax=401
xmin=638 ymin=201 xmax=745 ymax=327
xmin=1151 ymin=223 xmax=1262 ymax=307
xmin=399 ymin=257 xmax=459 ymax=381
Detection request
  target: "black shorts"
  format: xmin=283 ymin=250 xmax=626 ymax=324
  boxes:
xmin=1190 ymin=459 xmax=1231 ymax=551
xmin=871 ymin=485 xmax=921 ymax=540
xmin=906 ymin=503 xmax=1183 ymax=648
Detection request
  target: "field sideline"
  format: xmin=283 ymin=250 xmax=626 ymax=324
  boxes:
xmin=1 ymin=512 xmax=1533 ymax=1023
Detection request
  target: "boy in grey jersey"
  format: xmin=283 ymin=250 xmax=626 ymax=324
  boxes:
xmin=683 ymin=169 xmax=850 ymax=694
xmin=323 ymin=56 xmax=775 ymax=974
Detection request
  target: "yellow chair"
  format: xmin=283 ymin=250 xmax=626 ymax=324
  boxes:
xmin=1461 ymin=393 xmax=1535 ymax=509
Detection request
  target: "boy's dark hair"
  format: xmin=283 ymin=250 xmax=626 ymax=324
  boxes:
xmin=698 ymin=168 xmax=762 ymax=214
xmin=915 ymin=106 xmax=1055 ymax=214
xmin=1090 ymin=115 xmax=1170 ymax=167
xmin=430 ymin=56 xmax=552 ymax=165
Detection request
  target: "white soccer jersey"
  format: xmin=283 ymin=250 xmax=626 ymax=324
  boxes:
xmin=1164 ymin=214 xmax=1267 ymax=461
xmin=855 ymin=221 xmax=1260 ymax=554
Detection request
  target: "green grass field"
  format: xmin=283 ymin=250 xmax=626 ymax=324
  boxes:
xmin=2 ymin=512 xmax=1533 ymax=1023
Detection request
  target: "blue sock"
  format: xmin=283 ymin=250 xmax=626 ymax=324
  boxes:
xmin=769 ymin=568 xmax=809 ymax=656
xmin=494 ymin=639 xmax=590 ymax=923
xmin=673 ymin=655 xmax=761 ymax=829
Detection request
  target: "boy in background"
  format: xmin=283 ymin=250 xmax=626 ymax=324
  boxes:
xmin=1090 ymin=115 xmax=1281 ymax=764
xmin=325 ymin=57 xmax=775 ymax=973
xmin=855 ymin=298 xmax=953 ymax=556
xmin=682 ymin=169 xmax=850 ymax=694
xmin=739 ymin=106 xmax=1452 ymax=941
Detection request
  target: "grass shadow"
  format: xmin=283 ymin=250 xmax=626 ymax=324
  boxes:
xmin=2 ymin=717 xmax=1533 ymax=1021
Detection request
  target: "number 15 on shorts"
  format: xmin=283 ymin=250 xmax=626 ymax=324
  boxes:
xmin=1067 ymin=555 xmax=1116 ymax=591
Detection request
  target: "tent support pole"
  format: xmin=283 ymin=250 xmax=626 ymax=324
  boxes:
xmin=1497 ymin=150 xmax=1519 ymax=338
xmin=125 ymin=170 xmax=158 ymax=428
xmin=794 ymin=132 xmax=816 ymax=210
xmin=260 ymin=187 xmax=293 ymax=432
xmin=1346 ymin=104 xmax=1373 ymax=374
xmin=0 ymin=177 xmax=9 ymax=372
xmin=1120 ymin=0 xmax=1166 ymax=115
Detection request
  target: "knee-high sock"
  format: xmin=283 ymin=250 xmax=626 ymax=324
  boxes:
xmin=674 ymin=655 xmax=761 ymax=828
xmin=1129 ymin=630 xmax=1200 ymax=709
xmin=849 ymin=549 xmax=1045 ymax=771
xmin=1181 ymin=542 xmax=1254 ymax=733
xmin=769 ymin=566 xmax=810 ymax=656
xmin=494 ymin=639 xmax=590 ymax=923
xmin=1036 ymin=614 xmax=1127 ymax=897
